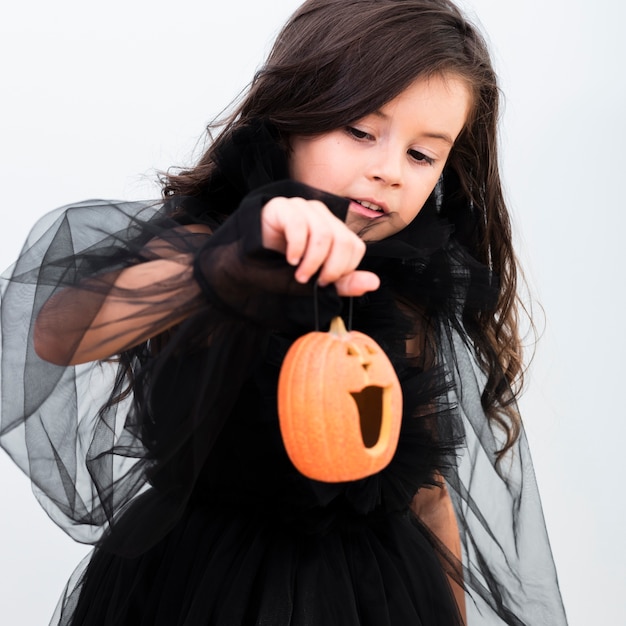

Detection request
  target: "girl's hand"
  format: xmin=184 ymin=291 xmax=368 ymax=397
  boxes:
xmin=261 ymin=197 xmax=379 ymax=297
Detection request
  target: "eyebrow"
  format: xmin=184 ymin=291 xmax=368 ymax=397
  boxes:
xmin=371 ymin=110 xmax=455 ymax=146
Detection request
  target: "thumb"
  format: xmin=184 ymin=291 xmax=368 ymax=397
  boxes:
xmin=334 ymin=271 xmax=380 ymax=297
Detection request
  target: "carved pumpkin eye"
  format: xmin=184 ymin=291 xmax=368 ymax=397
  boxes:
xmin=278 ymin=316 xmax=403 ymax=482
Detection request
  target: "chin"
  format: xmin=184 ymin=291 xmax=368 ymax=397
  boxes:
xmin=353 ymin=222 xmax=388 ymax=242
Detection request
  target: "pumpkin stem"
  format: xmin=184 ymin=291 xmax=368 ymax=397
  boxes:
xmin=329 ymin=316 xmax=348 ymax=336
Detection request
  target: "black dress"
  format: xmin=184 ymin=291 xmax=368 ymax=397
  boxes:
xmin=0 ymin=123 xmax=567 ymax=625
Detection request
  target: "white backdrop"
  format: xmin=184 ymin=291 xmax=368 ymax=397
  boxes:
xmin=1 ymin=1 xmax=623 ymax=623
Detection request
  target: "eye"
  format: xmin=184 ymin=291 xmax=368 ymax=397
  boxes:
xmin=408 ymin=149 xmax=435 ymax=166
xmin=346 ymin=126 xmax=373 ymax=141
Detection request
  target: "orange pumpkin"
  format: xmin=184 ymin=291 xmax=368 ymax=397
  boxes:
xmin=278 ymin=316 xmax=403 ymax=482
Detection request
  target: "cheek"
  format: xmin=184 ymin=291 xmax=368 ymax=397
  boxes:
xmin=413 ymin=174 xmax=441 ymax=211
xmin=289 ymin=135 xmax=348 ymax=191
xmin=396 ymin=177 xmax=439 ymax=226
xmin=292 ymin=160 xmax=344 ymax=194
xmin=289 ymin=158 xmax=315 ymax=188
xmin=289 ymin=140 xmax=327 ymax=186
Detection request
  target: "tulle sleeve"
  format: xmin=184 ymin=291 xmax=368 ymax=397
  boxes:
xmin=0 ymin=182 xmax=347 ymax=552
xmin=440 ymin=327 xmax=567 ymax=624
xmin=0 ymin=199 xmax=165 ymax=544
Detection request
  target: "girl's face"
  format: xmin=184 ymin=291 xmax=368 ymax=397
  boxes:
xmin=289 ymin=73 xmax=471 ymax=241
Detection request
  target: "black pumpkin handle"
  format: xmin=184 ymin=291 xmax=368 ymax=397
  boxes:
xmin=312 ymin=281 xmax=354 ymax=332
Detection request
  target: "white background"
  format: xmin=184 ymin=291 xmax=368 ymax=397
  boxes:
xmin=1 ymin=1 xmax=624 ymax=623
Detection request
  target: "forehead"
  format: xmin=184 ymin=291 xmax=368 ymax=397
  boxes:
xmin=375 ymin=73 xmax=472 ymax=141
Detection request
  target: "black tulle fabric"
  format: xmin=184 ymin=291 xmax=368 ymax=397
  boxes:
xmin=0 ymin=122 xmax=567 ymax=625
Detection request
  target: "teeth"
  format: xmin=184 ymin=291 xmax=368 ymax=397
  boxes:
xmin=356 ymin=200 xmax=384 ymax=212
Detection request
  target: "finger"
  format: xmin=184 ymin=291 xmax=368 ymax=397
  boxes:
xmin=317 ymin=232 xmax=366 ymax=286
xmin=263 ymin=198 xmax=330 ymax=271
xmin=335 ymin=271 xmax=380 ymax=297
xmin=293 ymin=208 xmax=335 ymax=283
xmin=294 ymin=232 xmax=332 ymax=283
xmin=261 ymin=197 xmax=306 ymax=261
xmin=281 ymin=208 xmax=312 ymax=266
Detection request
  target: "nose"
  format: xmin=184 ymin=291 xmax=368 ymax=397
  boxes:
xmin=367 ymin=144 xmax=403 ymax=187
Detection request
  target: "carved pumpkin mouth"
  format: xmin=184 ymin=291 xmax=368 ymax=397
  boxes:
xmin=350 ymin=385 xmax=389 ymax=448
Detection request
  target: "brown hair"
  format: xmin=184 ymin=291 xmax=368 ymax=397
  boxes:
xmin=164 ymin=0 xmax=524 ymax=455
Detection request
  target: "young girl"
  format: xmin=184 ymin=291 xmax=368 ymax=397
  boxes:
xmin=0 ymin=0 xmax=567 ymax=624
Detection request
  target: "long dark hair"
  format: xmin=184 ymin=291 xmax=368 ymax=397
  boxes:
xmin=164 ymin=0 xmax=524 ymax=455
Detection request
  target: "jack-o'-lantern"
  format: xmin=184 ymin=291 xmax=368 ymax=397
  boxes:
xmin=278 ymin=316 xmax=403 ymax=482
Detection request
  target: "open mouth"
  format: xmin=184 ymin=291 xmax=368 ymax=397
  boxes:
xmin=350 ymin=199 xmax=387 ymax=218
xmin=354 ymin=199 xmax=385 ymax=213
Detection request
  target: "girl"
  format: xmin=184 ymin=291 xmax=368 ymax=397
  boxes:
xmin=0 ymin=0 xmax=567 ymax=624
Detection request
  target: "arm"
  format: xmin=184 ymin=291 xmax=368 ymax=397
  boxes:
xmin=34 ymin=253 xmax=203 ymax=366
xmin=411 ymin=478 xmax=467 ymax=624
xmin=34 ymin=223 xmax=212 ymax=365
xmin=34 ymin=195 xmax=379 ymax=366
